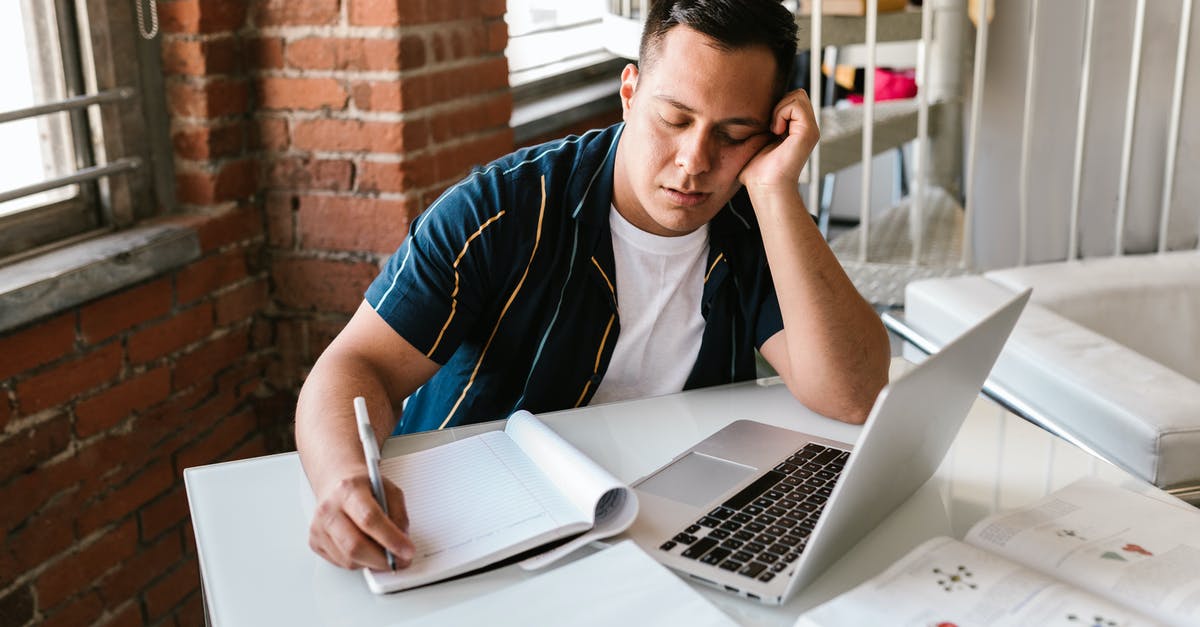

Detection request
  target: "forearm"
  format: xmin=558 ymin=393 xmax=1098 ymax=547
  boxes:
xmin=749 ymin=184 xmax=890 ymax=422
xmin=295 ymin=349 xmax=401 ymax=498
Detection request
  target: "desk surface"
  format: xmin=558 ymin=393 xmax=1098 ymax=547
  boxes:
xmin=185 ymin=362 xmax=1142 ymax=626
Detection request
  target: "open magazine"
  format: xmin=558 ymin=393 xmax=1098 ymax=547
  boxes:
xmin=797 ymin=478 xmax=1200 ymax=627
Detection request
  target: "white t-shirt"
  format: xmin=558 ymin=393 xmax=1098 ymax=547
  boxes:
xmin=589 ymin=206 xmax=708 ymax=405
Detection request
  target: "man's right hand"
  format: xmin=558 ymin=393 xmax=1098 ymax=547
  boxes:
xmin=308 ymin=473 xmax=416 ymax=571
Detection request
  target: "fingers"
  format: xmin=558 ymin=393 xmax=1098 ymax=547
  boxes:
xmin=308 ymin=475 xmax=415 ymax=571
xmin=772 ymin=89 xmax=819 ymax=139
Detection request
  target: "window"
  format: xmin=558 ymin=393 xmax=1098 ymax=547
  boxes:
xmin=0 ymin=0 xmax=173 ymax=262
xmin=506 ymin=0 xmax=616 ymax=88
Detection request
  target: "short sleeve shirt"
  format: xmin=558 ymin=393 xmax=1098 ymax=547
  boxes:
xmin=365 ymin=124 xmax=785 ymax=434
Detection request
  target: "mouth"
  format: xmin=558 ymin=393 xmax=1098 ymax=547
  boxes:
xmin=662 ymin=186 xmax=710 ymax=207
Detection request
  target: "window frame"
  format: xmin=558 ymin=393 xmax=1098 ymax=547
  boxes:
xmin=0 ymin=0 xmax=174 ymax=264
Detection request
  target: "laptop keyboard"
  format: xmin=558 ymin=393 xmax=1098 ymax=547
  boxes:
xmin=658 ymin=442 xmax=849 ymax=584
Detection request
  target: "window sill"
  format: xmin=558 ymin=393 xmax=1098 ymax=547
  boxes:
xmin=511 ymin=76 xmax=622 ymax=145
xmin=0 ymin=224 xmax=200 ymax=334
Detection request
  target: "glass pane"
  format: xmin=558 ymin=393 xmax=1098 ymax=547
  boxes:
xmin=0 ymin=1 xmax=78 ymax=218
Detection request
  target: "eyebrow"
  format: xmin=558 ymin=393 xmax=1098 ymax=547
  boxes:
xmin=654 ymin=95 xmax=768 ymax=131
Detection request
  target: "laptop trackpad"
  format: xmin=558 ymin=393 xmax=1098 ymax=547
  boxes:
xmin=638 ymin=452 xmax=756 ymax=508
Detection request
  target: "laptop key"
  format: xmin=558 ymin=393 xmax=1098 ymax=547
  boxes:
xmin=681 ymin=537 xmax=719 ymax=559
xmin=659 ymin=540 xmax=676 ymax=551
xmin=733 ymin=530 xmax=754 ymax=541
xmin=781 ymin=476 xmax=801 ymax=486
xmin=774 ymin=462 xmax=799 ymax=474
xmin=753 ymin=498 xmax=774 ymax=508
xmin=813 ymin=448 xmax=841 ymax=465
xmin=777 ymin=517 xmax=798 ymax=529
xmin=720 ymin=539 xmax=744 ymax=550
xmin=781 ymin=534 xmax=804 ymax=546
xmin=709 ymin=507 xmax=735 ymax=520
xmin=766 ymin=525 xmax=788 ymax=536
xmin=722 ymin=470 xmax=787 ymax=510
xmin=685 ymin=524 xmax=701 ymax=534
xmin=719 ymin=560 xmax=743 ymax=572
xmin=743 ymin=505 xmax=764 ymax=515
xmin=745 ymin=522 xmax=766 ymax=533
xmin=766 ymin=506 xmax=787 ymax=517
xmin=759 ymin=553 xmax=779 ymax=564
xmin=816 ymin=470 xmax=837 ymax=481
xmin=698 ymin=516 xmax=721 ymax=527
xmin=720 ymin=521 xmax=741 ymax=532
xmin=755 ymin=533 xmax=778 ymax=545
xmin=673 ymin=533 xmax=697 ymax=544
xmin=771 ymin=561 xmax=787 ymax=572
xmin=733 ymin=550 xmax=754 ymax=563
xmin=768 ymin=543 xmax=790 ymax=555
xmin=700 ymin=548 xmax=731 ymax=565
xmin=758 ymin=572 xmax=776 ymax=583
xmin=732 ymin=512 xmax=754 ymax=523
xmin=745 ymin=541 xmax=766 ymax=553
xmin=817 ymin=487 xmax=833 ymax=497
xmin=764 ymin=490 xmax=784 ymax=500
xmin=801 ymin=461 xmax=824 ymax=472
xmin=754 ymin=514 xmax=777 ymax=525
xmin=708 ymin=529 xmax=731 ymax=540
xmin=738 ymin=562 xmax=768 ymax=578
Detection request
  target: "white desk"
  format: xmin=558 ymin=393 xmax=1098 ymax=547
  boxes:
xmin=185 ymin=362 xmax=1144 ymax=626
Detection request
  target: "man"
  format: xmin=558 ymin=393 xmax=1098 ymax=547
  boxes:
xmin=296 ymin=0 xmax=890 ymax=572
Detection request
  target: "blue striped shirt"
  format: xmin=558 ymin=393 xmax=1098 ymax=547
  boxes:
xmin=366 ymin=124 xmax=784 ymax=434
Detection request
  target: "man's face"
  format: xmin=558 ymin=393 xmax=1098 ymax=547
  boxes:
xmin=613 ymin=26 xmax=779 ymax=237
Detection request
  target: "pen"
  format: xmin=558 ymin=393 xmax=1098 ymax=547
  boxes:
xmin=353 ymin=396 xmax=396 ymax=571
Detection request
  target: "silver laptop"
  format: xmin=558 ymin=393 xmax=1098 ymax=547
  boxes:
xmin=625 ymin=289 xmax=1031 ymax=605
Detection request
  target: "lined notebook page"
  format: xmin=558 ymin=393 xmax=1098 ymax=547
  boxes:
xmin=378 ymin=431 xmax=587 ymax=572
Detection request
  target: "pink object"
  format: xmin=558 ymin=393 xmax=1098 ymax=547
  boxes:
xmin=847 ymin=68 xmax=918 ymax=104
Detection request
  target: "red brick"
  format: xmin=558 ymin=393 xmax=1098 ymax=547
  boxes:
xmin=76 ymin=463 xmax=175 ymax=538
xmin=273 ymin=256 xmax=380 ymax=313
xmin=486 ymin=19 xmax=508 ymax=53
xmin=36 ymin=520 xmax=138 ymax=610
xmin=173 ymin=329 xmax=249 ymax=391
xmin=356 ymin=157 xmax=432 ymax=193
xmin=172 ymin=123 xmax=245 ymax=160
xmin=0 ymin=585 xmax=34 ymax=626
xmin=175 ymin=158 xmax=258 ymax=205
xmin=253 ymin=116 xmax=289 ymax=151
xmin=161 ymin=36 xmax=242 ymax=76
xmin=176 ymin=249 xmax=249 ymax=305
xmin=257 ymin=77 xmax=347 ymax=111
xmin=264 ymin=193 xmax=297 ymax=248
xmin=167 ymin=78 xmax=249 ymax=119
xmin=193 ymin=204 xmax=263 ymax=252
xmin=0 ymin=413 xmax=70 ymax=477
xmin=480 ymin=0 xmax=506 ymax=18
xmin=175 ymin=591 xmax=205 ymax=627
xmin=431 ymin=128 xmax=514 ymax=182
xmin=175 ymin=407 xmax=257 ymax=473
xmin=158 ymin=0 xmax=246 ymax=34
xmin=15 ymin=343 xmax=122 ymax=414
xmin=79 ymin=280 xmax=171 ymax=345
xmin=138 ymin=486 xmax=190 ymax=542
xmin=98 ymin=532 xmax=181 ymax=608
xmin=142 ymin=559 xmax=199 ymax=614
xmin=40 ymin=591 xmax=104 ymax=627
xmin=291 ymin=119 xmax=415 ymax=153
xmin=225 ymin=433 xmax=268 ymax=462
xmin=428 ymin=93 xmax=512 ymax=143
xmin=128 ymin=304 xmax=214 ymax=364
xmin=75 ymin=367 xmax=172 ymax=437
xmin=350 ymin=80 xmax=404 ymax=112
xmin=264 ymin=158 xmax=353 ymax=191
xmin=0 ymin=393 xmax=11 ymax=429
xmin=285 ymin=37 xmax=419 ymax=72
xmin=296 ymin=194 xmax=411 ymax=253
xmin=247 ymin=36 xmax=285 ymax=71
xmin=254 ymin=0 xmax=340 ymax=26
xmin=2 ymin=503 xmax=76 ymax=588
xmin=215 ymin=279 xmax=268 ymax=326
xmin=0 ymin=313 xmax=76 ymax=381
xmin=349 ymin=0 xmax=408 ymax=26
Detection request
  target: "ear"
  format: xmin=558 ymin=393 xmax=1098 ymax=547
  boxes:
xmin=619 ymin=63 xmax=639 ymax=120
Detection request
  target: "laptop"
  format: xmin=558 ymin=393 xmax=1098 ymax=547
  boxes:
xmin=624 ymin=289 xmax=1031 ymax=605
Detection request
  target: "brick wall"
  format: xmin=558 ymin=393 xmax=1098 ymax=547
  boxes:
xmin=0 ymin=1 xmax=518 ymax=625
xmin=0 ymin=1 xmax=643 ymax=624
xmin=257 ymin=0 xmax=514 ymax=392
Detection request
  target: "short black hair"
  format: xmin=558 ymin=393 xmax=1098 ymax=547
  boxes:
xmin=638 ymin=0 xmax=798 ymax=100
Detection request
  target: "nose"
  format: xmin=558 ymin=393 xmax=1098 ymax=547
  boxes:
xmin=674 ymin=128 xmax=712 ymax=176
